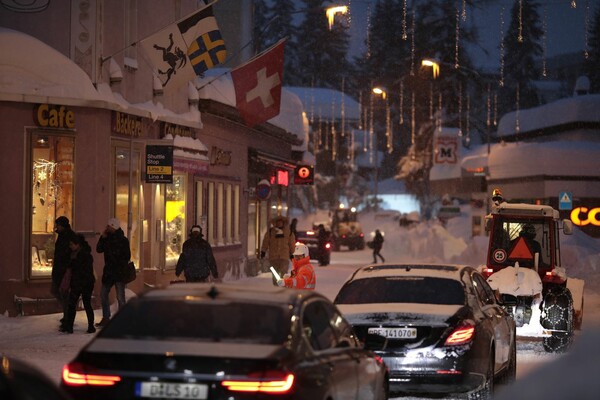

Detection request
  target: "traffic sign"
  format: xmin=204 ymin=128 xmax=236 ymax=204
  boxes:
xmin=294 ymin=165 xmax=314 ymax=185
xmin=559 ymin=191 xmax=573 ymax=210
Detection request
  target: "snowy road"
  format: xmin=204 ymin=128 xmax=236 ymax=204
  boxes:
xmin=1 ymin=247 xmax=598 ymax=399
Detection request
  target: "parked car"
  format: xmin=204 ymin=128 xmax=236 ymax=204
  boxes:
xmin=294 ymin=229 xmax=332 ymax=266
xmin=0 ymin=355 xmax=72 ymax=400
xmin=61 ymin=283 xmax=389 ymax=400
xmin=334 ymin=263 xmax=517 ymax=399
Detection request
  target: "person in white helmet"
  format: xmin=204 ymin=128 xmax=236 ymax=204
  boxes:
xmin=277 ymin=243 xmax=316 ymax=290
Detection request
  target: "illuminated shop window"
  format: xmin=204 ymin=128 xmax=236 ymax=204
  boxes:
xmin=30 ymin=134 xmax=75 ymax=277
xmin=165 ymin=175 xmax=186 ymax=267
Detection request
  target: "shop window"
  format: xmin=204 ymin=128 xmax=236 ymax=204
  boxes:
xmin=113 ymin=146 xmax=141 ymax=266
xmin=207 ymin=182 xmax=215 ymax=244
xmin=30 ymin=133 xmax=75 ymax=277
xmin=247 ymin=200 xmax=257 ymax=257
xmin=165 ymin=174 xmax=186 ymax=267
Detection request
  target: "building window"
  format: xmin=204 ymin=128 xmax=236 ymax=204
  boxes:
xmin=225 ymin=184 xmax=232 ymax=244
xmin=30 ymin=133 xmax=75 ymax=277
xmin=165 ymin=174 xmax=186 ymax=267
xmin=195 ymin=180 xmax=205 ymax=232
xmin=234 ymin=184 xmax=240 ymax=243
xmin=217 ymin=182 xmax=224 ymax=245
xmin=207 ymin=181 xmax=215 ymax=244
xmin=113 ymin=145 xmax=141 ymax=265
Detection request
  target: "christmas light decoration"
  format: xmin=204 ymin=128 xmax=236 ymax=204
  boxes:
xmin=515 ymin=84 xmax=521 ymax=134
xmin=458 ymin=82 xmax=463 ymax=137
xmin=411 ymin=91 xmax=415 ymax=145
xmin=455 ymin=8 xmax=460 ymax=68
xmin=341 ymin=77 xmax=346 ymax=137
xmin=584 ymin=0 xmax=590 ymax=59
xmin=499 ymin=7 xmax=505 ymax=87
xmin=486 ymin=84 xmax=491 ymax=129
xmin=542 ymin=7 xmax=548 ymax=77
xmin=402 ymin=0 xmax=408 ymax=40
xmin=410 ymin=8 xmax=416 ymax=75
xmin=518 ymin=0 xmax=523 ymax=43
xmin=399 ymin=80 xmax=404 ymax=125
xmin=461 ymin=0 xmax=467 ymax=22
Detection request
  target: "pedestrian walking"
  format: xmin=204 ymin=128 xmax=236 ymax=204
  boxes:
xmin=61 ymin=234 xmax=96 ymax=334
xmin=95 ymin=218 xmax=130 ymax=328
xmin=372 ymin=229 xmax=385 ymax=263
xmin=175 ymin=225 xmax=219 ymax=282
xmin=276 ymin=243 xmax=316 ymax=290
xmin=260 ymin=216 xmax=296 ymax=285
xmin=51 ymin=216 xmax=76 ymax=330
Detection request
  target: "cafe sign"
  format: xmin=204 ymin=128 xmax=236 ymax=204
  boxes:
xmin=145 ymin=145 xmax=173 ymax=183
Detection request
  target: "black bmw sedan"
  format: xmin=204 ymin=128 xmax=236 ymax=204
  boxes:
xmin=334 ymin=264 xmax=517 ymax=399
xmin=61 ymin=283 xmax=388 ymax=400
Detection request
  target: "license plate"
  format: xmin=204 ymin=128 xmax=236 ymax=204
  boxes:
xmin=136 ymin=382 xmax=208 ymax=399
xmin=368 ymin=327 xmax=417 ymax=339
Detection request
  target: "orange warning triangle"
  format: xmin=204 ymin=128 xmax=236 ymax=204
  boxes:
xmin=508 ymin=237 xmax=533 ymax=260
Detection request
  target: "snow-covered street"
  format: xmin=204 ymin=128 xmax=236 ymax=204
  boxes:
xmin=1 ymin=212 xmax=599 ymax=399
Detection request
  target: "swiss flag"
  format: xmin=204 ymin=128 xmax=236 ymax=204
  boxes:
xmin=231 ymin=39 xmax=286 ymax=128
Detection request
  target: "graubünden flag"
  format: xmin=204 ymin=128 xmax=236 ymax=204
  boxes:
xmin=230 ymin=39 xmax=286 ymax=128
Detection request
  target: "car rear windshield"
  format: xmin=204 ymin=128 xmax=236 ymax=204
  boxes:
xmin=99 ymin=299 xmax=290 ymax=344
xmin=335 ymin=277 xmax=465 ymax=305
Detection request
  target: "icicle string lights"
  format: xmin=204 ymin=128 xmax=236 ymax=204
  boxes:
xmin=411 ymin=8 xmax=416 ymax=75
xmin=461 ymin=0 xmax=467 ymax=22
xmin=518 ymin=0 xmax=523 ymax=43
xmin=366 ymin=4 xmax=371 ymax=59
xmin=341 ymin=77 xmax=346 ymax=137
xmin=402 ymin=0 xmax=408 ymax=40
xmin=584 ymin=0 xmax=590 ymax=59
xmin=571 ymin=1 xmax=577 ymax=8
xmin=515 ymin=83 xmax=520 ymax=134
xmin=499 ymin=6 xmax=505 ymax=87
xmin=399 ymin=80 xmax=404 ymax=125
xmin=542 ymin=7 xmax=547 ymax=77
xmin=458 ymin=82 xmax=463 ymax=137
xmin=455 ymin=8 xmax=460 ymax=68
xmin=486 ymin=84 xmax=491 ymax=129
xmin=411 ymin=91 xmax=415 ymax=145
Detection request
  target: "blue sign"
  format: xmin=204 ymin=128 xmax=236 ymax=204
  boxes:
xmin=559 ymin=191 xmax=573 ymax=210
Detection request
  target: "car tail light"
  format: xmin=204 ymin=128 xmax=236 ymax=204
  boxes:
xmin=222 ymin=371 xmax=294 ymax=393
xmin=62 ymin=362 xmax=121 ymax=386
xmin=444 ymin=321 xmax=475 ymax=346
xmin=325 ymin=243 xmax=331 ymax=249
xmin=360 ymin=233 xmax=364 ymax=237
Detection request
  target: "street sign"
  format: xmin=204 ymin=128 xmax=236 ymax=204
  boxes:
xmin=145 ymin=145 xmax=173 ymax=183
xmin=294 ymin=165 xmax=314 ymax=185
xmin=559 ymin=191 xmax=573 ymax=211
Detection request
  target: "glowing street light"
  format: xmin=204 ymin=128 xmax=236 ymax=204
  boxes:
xmin=372 ymin=86 xmax=387 ymax=99
xmin=326 ymin=5 xmax=348 ymax=30
xmin=422 ymin=59 xmax=440 ymax=79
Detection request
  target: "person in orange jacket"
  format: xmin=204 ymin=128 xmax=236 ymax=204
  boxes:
xmin=277 ymin=243 xmax=316 ymax=290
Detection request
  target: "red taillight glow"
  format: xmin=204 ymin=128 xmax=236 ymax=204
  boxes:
xmin=62 ymin=363 xmax=121 ymax=386
xmin=444 ymin=323 xmax=475 ymax=346
xmin=436 ymin=369 xmax=462 ymax=375
xmin=222 ymin=372 xmax=294 ymax=393
xmin=325 ymin=243 xmax=331 ymax=249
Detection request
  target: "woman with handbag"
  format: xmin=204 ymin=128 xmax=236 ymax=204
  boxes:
xmin=61 ymin=234 xmax=96 ymax=334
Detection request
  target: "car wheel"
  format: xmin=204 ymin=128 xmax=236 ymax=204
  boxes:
xmin=467 ymin=356 xmax=494 ymax=400
xmin=496 ymin=335 xmax=516 ymax=386
xmin=541 ymin=286 xmax=574 ymax=353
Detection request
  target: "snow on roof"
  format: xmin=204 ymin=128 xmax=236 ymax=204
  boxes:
xmin=497 ymin=94 xmax=600 ymax=137
xmin=286 ymin=86 xmax=360 ymax=121
xmin=488 ymin=140 xmax=600 ymax=179
xmin=0 ymin=27 xmax=102 ymax=101
xmin=196 ymin=68 xmax=308 ymax=146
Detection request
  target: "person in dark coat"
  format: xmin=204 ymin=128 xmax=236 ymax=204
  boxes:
xmin=61 ymin=234 xmax=96 ymax=334
xmin=176 ymin=225 xmax=219 ymax=282
xmin=51 ymin=216 xmax=76 ymax=329
xmin=95 ymin=218 xmax=130 ymax=327
xmin=372 ymin=229 xmax=385 ymax=264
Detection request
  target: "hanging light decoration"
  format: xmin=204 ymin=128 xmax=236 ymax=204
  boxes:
xmin=584 ymin=0 xmax=590 ymax=59
xmin=369 ymin=91 xmax=374 ymax=164
xmin=366 ymin=4 xmax=371 ymax=59
xmin=429 ymin=83 xmax=433 ymax=120
xmin=410 ymin=8 xmax=416 ymax=75
xmin=518 ymin=0 xmax=523 ymax=43
xmin=341 ymin=77 xmax=346 ymax=138
xmin=402 ymin=0 xmax=408 ymax=40
xmin=458 ymin=82 xmax=463 ymax=137
xmin=465 ymin=94 xmax=471 ymax=145
xmin=515 ymin=83 xmax=521 ymax=134
xmin=411 ymin=91 xmax=416 ymax=146
xmin=571 ymin=1 xmax=577 ymax=8
xmin=331 ymin=97 xmax=337 ymax=161
xmin=542 ymin=7 xmax=548 ymax=77
xmin=499 ymin=6 xmax=505 ymax=87
xmin=493 ymin=92 xmax=498 ymax=127
xmin=486 ymin=84 xmax=492 ymax=129
xmin=438 ymin=92 xmax=443 ymax=133
xmin=455 ymin=8 xmax=460 ymax=69
xmin=386 ymin=99 xmax=392 ymax=153
xmin=461 ymin=0 xmax=467 ymax=22
xmin=399 ymin=79 xmax=405 ymax=125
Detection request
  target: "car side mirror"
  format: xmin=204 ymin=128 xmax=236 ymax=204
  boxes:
xmin=562 ymin=219 xmax=573 ymax=235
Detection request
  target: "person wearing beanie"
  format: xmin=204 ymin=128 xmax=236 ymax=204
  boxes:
xmin=175 ymin=225 xmax=219 ymax=282
xmin=52 ymin=216 xmax=76 ymax=331
xmin=95 ymin=217 xmax=131 ymax=327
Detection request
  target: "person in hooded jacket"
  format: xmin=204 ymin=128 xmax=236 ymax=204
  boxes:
xmin=277 ymin=243 xmax=316 ymax=290
xmin=52 ymin=216 xmax=76 ymax=330
xmin=176 ymin=225 xmax=219 ymax=282
xmin=260 ymin=216 xmax=296 ymax=285
xmin=61 ymin=234 xmax=96 ymax=334
xmin=95 ymin=218 xmax=130 ymax=327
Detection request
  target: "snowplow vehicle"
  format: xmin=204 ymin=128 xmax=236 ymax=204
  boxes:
xmin=330 ymin=207 xmax=365 ymax=251
xmin=481 ymin=189 xmax=584 ymax=353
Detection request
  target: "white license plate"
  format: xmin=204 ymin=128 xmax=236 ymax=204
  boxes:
xmin=368 ymin=327 xmax=417 ymax=339
xmin=137 ymin=382 xmax=208 ymax=399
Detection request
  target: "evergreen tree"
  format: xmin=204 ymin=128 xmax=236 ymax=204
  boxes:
xmin=586 ymin=4 xmax=600 ymax=93
xmin=498 ymin=0 xmax=543 ymax=116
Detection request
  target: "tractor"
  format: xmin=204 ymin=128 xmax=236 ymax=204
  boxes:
xmin=481 ymin=189 xmax=584 ymax=353
xmin=330 ymin=206 xmax=365 ymax=251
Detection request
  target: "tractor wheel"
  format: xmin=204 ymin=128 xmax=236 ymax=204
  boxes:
xmin=541 ymin=286 xmax=574 ymax=353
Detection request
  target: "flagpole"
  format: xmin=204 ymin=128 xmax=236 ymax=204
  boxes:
xmin=100 ymin=0 xmax=222 ymax=65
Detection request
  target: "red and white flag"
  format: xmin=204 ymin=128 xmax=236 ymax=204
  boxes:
xmin=231 ymin=39 xmax=286 ymax=128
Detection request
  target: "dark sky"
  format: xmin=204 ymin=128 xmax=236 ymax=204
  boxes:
xmin=345 ymin=0 xmax=600 ymax=70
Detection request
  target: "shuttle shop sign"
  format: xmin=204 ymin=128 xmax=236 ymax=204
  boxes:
xmin=145 ymin=145 xmax=173 ymax=183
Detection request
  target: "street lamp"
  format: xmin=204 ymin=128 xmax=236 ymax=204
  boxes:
xmin=326 ymin=6 xmax=348 ymax=30
xmin=421 ymin=59 xmax=440 ymax=79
